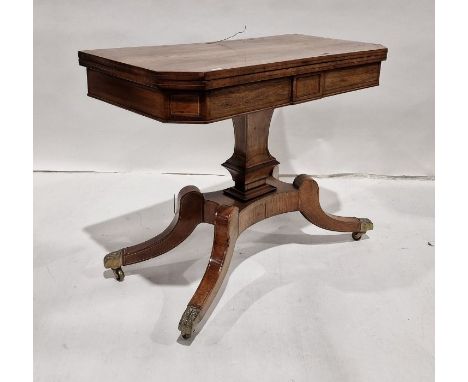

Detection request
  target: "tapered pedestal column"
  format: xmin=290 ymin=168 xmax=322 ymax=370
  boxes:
xmin=222 ymin=109 xmax=279 ymax=201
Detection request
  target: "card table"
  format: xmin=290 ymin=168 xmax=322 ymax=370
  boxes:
xmin=78 ymin=34 xmax=387 ymax=339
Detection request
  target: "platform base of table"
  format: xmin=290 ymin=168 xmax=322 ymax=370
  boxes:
xmin=223 ymin=183 xmax=277 ymax=201
xmin=103 ymin=175 xmax=373 ymax=339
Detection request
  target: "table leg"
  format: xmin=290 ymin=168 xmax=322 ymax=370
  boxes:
xmin=178 ymin=205 xmax=239 ymax=339
xmin=293 ymin=174 xmax=373 ymax=239
xmin=103 ymin=185 xmax=204 ymax=280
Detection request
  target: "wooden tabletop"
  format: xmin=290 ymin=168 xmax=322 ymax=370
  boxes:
xmin=79 ymin=34 xmax=386 ymax=82
xmin=78 ymin=34 xmax=387 ymax=123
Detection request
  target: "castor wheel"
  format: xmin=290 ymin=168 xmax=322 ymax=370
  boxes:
xmin=112 ymin=267 xmax=125 ymax=281
xmin=181 ymin=334 xmax=191 ymax=340
xmin=352 ymin=232 xmax=364 ymax=241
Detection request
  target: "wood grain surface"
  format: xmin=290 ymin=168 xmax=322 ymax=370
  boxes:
xmin=79 ymin=34 xmax=386 ymax=81
xmin=79 ymin=34 xmax=387 ymax=123
xmin=86 ymin=35 xmax=385 ymax=338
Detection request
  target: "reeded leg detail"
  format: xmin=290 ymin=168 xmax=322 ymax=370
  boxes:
xmin=178 ymin=205 xmax=239 ymax=339
xmin=293 ymin=174 xmax=373 ymax=236
xmin=103 ymin=186 xmax=205 ymax=280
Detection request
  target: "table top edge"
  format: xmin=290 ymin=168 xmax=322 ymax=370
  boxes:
xmin=78 ymin=34 xmax=388 ymax=83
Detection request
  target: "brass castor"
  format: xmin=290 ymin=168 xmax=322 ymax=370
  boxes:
xmin=352 ymin=232 xmax=364 ymax=241
xmin=112 ymin=267 xmax=125 ymax=282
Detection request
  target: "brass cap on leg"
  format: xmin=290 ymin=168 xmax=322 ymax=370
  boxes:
xmin=359 ymin=218 xmax=373 ymax=232
xmin=178 ymin=305 xmax=201 ymax=339
xmin=103 ymin=249 xmax=123 ymax=269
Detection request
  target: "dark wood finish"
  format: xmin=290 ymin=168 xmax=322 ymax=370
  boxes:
xmin=79 ymin=34 xmax=387 ymax=123
xmin=87 ymin=69 xmax=167 ymax=121
xmin=206 ymin=77 xmax=291 ymax=121
xmin=80 ymin=35 xmax=386 ymax=339
xmin=323 ymin=62 xmax=381 ymax=96
xmin=118 ymin=174 xmax=372 ymax=338
xmin=202 ymin=176 xmax=369 ymax=236
xmin=294 ymin=74 xmax=321 ymax=102
xmin=120 ymin=186 xmax=204 ymax=266
xmin=222 ymin=109 xmax=278 ymax=201
xmin=78 ymin=35 xmax=386 ymax=83
xmin=294 ymin=175 xmax=365 ymax=232
xmin=179 ymin=206 xmax=239 ymax=338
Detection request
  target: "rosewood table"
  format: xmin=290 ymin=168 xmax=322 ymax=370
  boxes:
xmin=78 ymin=34 xmax=387 ymax=339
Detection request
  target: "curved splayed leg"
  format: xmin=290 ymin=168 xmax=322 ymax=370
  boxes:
xmin=178 ymin=205 xmax=239 ymax=339
xmin=293 ymin=174 xmax=373 ymax=239
xmin=103 ymin=186 xmax=205 ymax=280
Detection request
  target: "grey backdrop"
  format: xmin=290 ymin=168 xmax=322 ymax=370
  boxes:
xmin=34 ymin=0 xmax=434 ymax=176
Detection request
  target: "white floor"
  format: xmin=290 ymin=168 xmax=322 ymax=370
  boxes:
xmin=34 ymin=173 xmax=434 ymax=382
